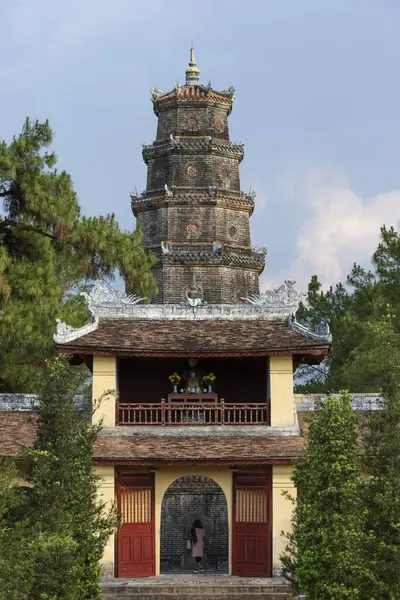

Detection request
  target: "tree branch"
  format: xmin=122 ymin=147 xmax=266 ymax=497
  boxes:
xmin=0 ymin=219 xmax=57 ymax=241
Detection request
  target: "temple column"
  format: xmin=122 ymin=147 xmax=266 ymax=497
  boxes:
xmin=269 ymin=356 xmax=296 ymax=427
xmin=96 ymin=465 xmax=116 ymax=578
xmin=272 ymin=464 xmax=296 ymax=576
xmin=92 ymin=355 xmax=117 ymax=427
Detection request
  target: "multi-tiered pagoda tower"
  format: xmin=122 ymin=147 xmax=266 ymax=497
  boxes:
xmin=131 ymin=50 xmax=265 ymax=304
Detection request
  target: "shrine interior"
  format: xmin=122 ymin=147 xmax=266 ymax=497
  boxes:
xmin=118 ymin=356 xmax=269 ymax=405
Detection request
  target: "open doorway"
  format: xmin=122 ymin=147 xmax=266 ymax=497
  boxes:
xmin=160 ymin=475 xmax=229 ymax=574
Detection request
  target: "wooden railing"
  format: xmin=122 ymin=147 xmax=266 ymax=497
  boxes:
xmin=116 ymin=399 xmax=270 ymax=426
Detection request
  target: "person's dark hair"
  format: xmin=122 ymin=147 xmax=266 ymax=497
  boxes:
xmin=193 ymin=519 xmax=203 ymax=529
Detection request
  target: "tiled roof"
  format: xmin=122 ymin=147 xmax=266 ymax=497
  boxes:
xmin=57 ymin=319 xmax=330 ymax=356
xmin=155 ymin=86 xmax=233 ymax=106
xmin=0 ymin=412 xmax=37 ymax=456
xmin=93 ymin=434 xmax=305 ymax=464
xmin=0 ymin=411 xmax=304 ymax=463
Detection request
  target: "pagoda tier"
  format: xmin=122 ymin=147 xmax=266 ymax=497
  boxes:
xmin=131 ymin=50 xmax=265 ymax=304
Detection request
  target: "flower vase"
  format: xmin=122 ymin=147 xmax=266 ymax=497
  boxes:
xmin=173 ymin=384 xmax=178 ymax=393
xmin=207 ymin=384 xmax=212 ymax=394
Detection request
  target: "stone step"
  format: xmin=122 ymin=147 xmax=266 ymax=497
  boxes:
xmin=102 ymin=594 xmax=292 ymax=600
xmin=101 ymin=586 xmax=288 ymax=594
xmin=100 ymin=582 xmax=294 ymax=599
xmin=102 ymin=596 xmax=291 ymax=600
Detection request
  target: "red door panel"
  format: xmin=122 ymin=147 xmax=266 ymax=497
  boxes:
xmin=232 ymin=473 xmax=271 ymax=577
xmin=117 ymin=473 xmax=155 ymax=577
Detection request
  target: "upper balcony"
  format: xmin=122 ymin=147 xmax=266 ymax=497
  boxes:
xmin=116 ymin=395 xmax=270 ymax=427
xmin=115 ymin=356 xmax=271 ymax=427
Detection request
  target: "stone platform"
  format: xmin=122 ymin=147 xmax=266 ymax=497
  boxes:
xmin=100 ymin=575 xmax=294 ymax=599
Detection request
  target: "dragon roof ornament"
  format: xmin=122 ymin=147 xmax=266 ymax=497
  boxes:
xmin=81 ymin=280 xmax=146 ymax=316
xmin=150 ymin=88 xmax=164 ymax=101
xmin=53 ymin=281 xmax=146 ymax=344
xmin=288 ymin=316 xmax=332 ymax=344
xmin=54 ymin=316 xmax=99 ymax=344
xmin=241 ymin=280 xmax=305 ymax=317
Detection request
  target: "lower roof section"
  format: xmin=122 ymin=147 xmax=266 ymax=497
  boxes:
xmin=0 ymin=412 xmax=304 ymax=463
xmin=93 ymin=432 xmax=305 ymax=465
xmin=0 ymin=412 xmax=37 ymax=456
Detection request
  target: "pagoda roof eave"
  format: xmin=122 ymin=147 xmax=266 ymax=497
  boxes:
xmin=151 ymin=84 xmax=234 ymax=115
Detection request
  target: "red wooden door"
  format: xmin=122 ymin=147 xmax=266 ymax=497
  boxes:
xmin=232 ymin=473 xmax=271 ymax=576
xmin=117 ymin=473 xmax=155 ymax=577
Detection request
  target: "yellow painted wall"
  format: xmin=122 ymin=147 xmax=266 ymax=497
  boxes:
xmin=155 ymin=467 xmax=232 ymax=576
xmin=100 ymin=465 xmax=295 ymax=578
xmin=96 ymin=465 xmax=116 ymax=575
xmin=272 ymin=464 xmax=295 ymax=575
xmin=269 ymin=356 xmax=295 ymax=427
xmin=92 ymin=355 xmax=117 ymax=427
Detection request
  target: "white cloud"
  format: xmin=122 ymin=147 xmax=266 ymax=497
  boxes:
xmin=261 ymin=167 xmax=400 ymax=292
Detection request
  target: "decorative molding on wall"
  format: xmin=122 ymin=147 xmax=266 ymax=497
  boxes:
xmin=142 ymin=138 xmax=244 ymax=165
xmin=0 ymin=394 xmax=89 ymax=412
xmin=295 ymin=393 xmax=382 ymax=412
xmin=131 ymin=192 xmax=255 ymax=216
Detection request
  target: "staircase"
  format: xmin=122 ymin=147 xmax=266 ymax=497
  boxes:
xmin=100 ymin=576 xmax=295 ymax=600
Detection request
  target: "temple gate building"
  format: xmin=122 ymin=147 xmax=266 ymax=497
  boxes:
xmin=2 ymin=51 xmax=333 ymax=580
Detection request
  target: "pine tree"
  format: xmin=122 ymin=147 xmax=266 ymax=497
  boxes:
xmin=0 ymin=118 xmax=157 ymax=392
xmin=295 ymin=225 xmax=400 ymax=393
xmin=281 ymin=393 xmax=366 ymax=599
xmin=358 ymin=318 xmax=400 ymax=599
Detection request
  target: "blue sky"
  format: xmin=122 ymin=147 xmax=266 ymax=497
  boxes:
xmin=1 ymin=0 xmax=399 ymax=291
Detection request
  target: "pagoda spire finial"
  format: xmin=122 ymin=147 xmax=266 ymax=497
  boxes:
xmin=185 ymin=46 xmax=200 ymax=85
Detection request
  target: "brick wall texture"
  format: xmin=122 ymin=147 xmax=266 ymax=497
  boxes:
xmin=160 ymin=476 xmax=229 ymax=573
xmin=132 ymin=85 xmax=265 ymax=304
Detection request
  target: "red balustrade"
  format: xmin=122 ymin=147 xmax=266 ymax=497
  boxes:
xmin=116 ymin=398 xmax=270 ymax=426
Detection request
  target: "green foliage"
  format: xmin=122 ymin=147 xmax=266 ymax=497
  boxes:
xmin=281 ymin=393 xmax=366 ymax=599
xmin=0 ymin=463 xmax=34 ymax=599
xmin=357 ymin=319 xmax=400 ymax=599
xmin=0 ymin=357 xmax=117 ymax=599
xmin=0 ymin=118 xmax=157 ymax=392
xmin=295 ymin=225 xmax=400 ymax=393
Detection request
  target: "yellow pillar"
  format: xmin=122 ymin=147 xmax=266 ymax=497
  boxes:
xmin=97 ymin=465 xmax=116 ymax=578
xmin=154 ymin=467 xmax=233 ymax=575
xmin=92 ymin=355 xmax=117 ymax=427
xmin=269 ymin=356 xmax=295 ymax=427
xmin=272 ymin=464 xmax=296 ymax=576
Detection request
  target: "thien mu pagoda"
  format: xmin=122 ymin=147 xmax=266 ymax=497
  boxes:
xmin=8 ymin=51 xmax=332 ymax=579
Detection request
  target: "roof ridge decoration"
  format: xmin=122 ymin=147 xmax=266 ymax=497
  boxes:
xmin=288 ymin=316 xmax=332 ymax=343
xmin=149 ymin=50 xmax=235 ymax=113
xmin=81 ymin=280 xmax=146 ymax=314
xmin=241 ymin=280 xmax=304 ymax=316
xmin=54 ymin=316 xmax=99 ymax=344
xmin=54 ymin=281 xmax=145 ymax=344
xmin=150 ymin=88 xmax=164 ymax=101
xmin=53 ymin=280 xmax=331 ymax=344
